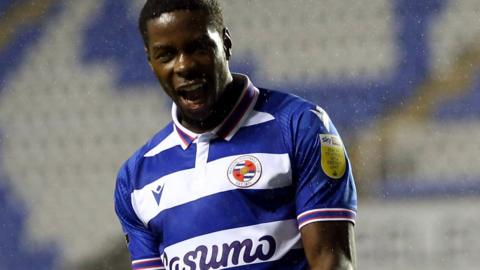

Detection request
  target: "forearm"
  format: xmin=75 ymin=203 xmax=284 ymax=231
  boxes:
xmin=301 ymin=222 xmax=357 ymax=270
xmin=307 ymin=250 xmax=355 ymax=270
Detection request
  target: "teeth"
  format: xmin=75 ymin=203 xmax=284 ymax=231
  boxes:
xmin=182 ymin=84 xmax=202 ymax=91
xmin=179 ymin=84 xmax=205 ymax=103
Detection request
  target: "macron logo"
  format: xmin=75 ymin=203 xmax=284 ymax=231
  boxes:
xmin=151 ymin=184 xmax=164 ymax=205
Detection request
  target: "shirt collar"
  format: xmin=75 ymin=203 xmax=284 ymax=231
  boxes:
xmin=171 ymin=73 xmax=259 ymax=150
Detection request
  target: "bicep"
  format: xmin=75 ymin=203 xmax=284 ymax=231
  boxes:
xmin=300 ymin=221 xmax=356 ymax=270
xmin=292 ymin=106 xmax=357 ymax=226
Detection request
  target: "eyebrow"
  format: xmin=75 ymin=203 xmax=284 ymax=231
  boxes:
xmin=151 ymin=34 xmax=214 ymax=51
xmin=151 ymin=44 xmax=171 ymax=52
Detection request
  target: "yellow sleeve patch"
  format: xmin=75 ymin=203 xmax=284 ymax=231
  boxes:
xmin=320 ymin=134 xmax=346 ymax=179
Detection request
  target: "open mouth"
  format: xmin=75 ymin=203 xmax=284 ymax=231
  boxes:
xmin=177 ymin=82 xmax=208 ymax=110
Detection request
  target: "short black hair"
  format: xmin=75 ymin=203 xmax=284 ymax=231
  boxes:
xmin=139 ymin=0 xmax=224 ymax=48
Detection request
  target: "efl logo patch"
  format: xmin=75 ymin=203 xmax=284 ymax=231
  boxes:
xmin=320 ymin=134 xmax=346 ymax=179
xmin=227 ymin=155 xmax=262 ymax=188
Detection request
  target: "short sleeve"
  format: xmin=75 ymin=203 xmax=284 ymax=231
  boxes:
xmin=291 ymin=105 xmax=357 ymax=230
xmin=114 ymin=163 xmax=165 ymax=270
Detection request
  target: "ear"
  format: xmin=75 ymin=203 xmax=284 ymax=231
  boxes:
xmin=145 ymin=46 xmax=153 ymax=71
xmin=222 ymin=28 xmax=232 ymax=60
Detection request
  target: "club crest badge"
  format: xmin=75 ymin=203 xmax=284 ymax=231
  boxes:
xmin=320 ymin=134 xmax=346 ymax=179
xmin=227 ymin=155 xmax=262 ymax=188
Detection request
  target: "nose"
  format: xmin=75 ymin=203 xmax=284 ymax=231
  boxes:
xmin=174 ymin=52 xmax=196 ymax=77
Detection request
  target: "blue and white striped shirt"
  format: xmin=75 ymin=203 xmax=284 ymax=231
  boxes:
xmin=114 ymin=74 xmax=357 ymax=270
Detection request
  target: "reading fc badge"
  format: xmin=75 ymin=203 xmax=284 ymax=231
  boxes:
xmin=227 ymin=155 xmax=262 ymax=188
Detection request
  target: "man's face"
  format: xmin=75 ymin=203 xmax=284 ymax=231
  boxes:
xmin=145 ymin=10 xmax=231 ymax=124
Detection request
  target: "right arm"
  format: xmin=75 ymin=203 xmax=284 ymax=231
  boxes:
xmin=114 ymin=163 xmax=164 ymax=270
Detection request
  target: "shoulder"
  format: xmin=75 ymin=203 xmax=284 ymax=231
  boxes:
xmin=255 ymin=88 xmax=328 ymax=130
xmin=256 ymin=88 xmax=316 ymax=113
xmin=255 ymin=88 xmax=323 ymax=119
xmin=116 ymin=123 xmax=174 ymax=185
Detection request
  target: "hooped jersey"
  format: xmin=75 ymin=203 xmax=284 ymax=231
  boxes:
xmin=114 ymin=74 xmax=357 ymax=270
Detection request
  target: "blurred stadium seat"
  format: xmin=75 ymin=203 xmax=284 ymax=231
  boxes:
xmin=0 ymin=0 xmax=479 ymax=269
